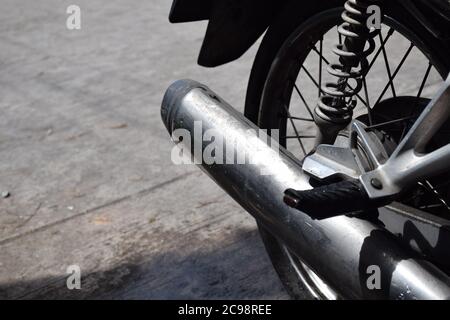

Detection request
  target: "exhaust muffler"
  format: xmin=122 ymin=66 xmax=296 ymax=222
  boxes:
xmin=161 ymin=79 xmax=450 ymax=299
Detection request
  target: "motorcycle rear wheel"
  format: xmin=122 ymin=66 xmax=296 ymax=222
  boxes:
xmin=246 ymin=4 xmax=448 ymax=299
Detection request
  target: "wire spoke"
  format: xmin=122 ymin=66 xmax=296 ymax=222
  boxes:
xmin=399 ymin=124 xmax=408 ymax=142
xmin=362 ymin=78 xmax=373 ymax=125
xmin=365 ymin=28 xmax=395 ymax=77
xmin=416 ymin=62 xmax=433 ymax=99
xmin=379 ymin=33 xmax=396 ymax=98
xmin=284 ymin=135 xmax=316 ymax=139
xmin=365 ymin=114 xmax=417 ymax=130
xmin=398 ymin=61 xmax=432 ymax=141
xmin=419 ymin=204 xmax=444 ymax=209
xmin=279 ymin=115 xmax=314 ymax=122
xmin=282 ymin=104 xmax=307 ymax=155
xmin=419 ymin=181 xmax=450 ymax=212
xmin=374 ymin=43 xmax=414 ymax=106
xmin=338 ymin=25 xmax=342 ymax=45
xmin=294 ymin=83 xmax=314 ymax=119
xmin=301 ymin=65 xmax=320 ymax=89
xmin=318 ymin=38 xmax=323 ymax=97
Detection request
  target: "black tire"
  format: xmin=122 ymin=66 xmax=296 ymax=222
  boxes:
xmin=245 ymin=1 xmax=449 ymax=299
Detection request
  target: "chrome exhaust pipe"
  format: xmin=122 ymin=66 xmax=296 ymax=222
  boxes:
xmin=161 ymin=79 xmax=450 ymax=299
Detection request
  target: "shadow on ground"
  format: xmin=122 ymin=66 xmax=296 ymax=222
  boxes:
xmin=0 ymin=228 xmax=288 ymax=300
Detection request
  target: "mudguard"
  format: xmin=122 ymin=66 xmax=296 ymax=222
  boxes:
xmin=169 ymin=0 xmax=284 ymax=67
xmin=169 ymin=0 xmax=212 ymax=23
xmin=169 ymin=0 xmax=450 ymax=67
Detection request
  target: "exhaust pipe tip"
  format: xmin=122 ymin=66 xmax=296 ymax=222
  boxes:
xmin=161 ymin=79 xmax=206 ymax=135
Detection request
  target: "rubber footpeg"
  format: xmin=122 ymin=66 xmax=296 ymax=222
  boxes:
xmin=284 ymin=180 xmax=376 ymax=219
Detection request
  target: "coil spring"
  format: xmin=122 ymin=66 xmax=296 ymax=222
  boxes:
xmin=315 ymin=0 xmax=379 ymax=124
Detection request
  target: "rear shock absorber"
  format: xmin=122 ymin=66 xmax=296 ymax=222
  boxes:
xmin=314 ymin=0 xmax=379 ymax=144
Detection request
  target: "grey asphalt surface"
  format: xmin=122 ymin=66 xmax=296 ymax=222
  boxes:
xmin=0 ymin=1 xmax=443 ymax=299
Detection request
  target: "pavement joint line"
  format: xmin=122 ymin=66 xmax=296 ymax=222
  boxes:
xmin=0 ymin=171 xmax=196 ymax=247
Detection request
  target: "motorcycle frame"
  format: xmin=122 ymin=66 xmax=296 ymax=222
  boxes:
xmin=359 ymin=76 xmax=450 ymax=199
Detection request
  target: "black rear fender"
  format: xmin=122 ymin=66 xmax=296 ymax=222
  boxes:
xmin=169 ymin=0 xmax=450 ymax=68
xmin=169 ymin=0 xmax=288 ymax=67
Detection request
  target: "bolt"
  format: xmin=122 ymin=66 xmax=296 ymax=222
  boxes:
xmin=370 ymin=178 xmax=383 ymax=190
xmin=284 ymin=194 xmax=300 ymax=208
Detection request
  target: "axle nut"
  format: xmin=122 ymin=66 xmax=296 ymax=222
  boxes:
xmin=370 ymin=178 xmax=383 ymax=190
